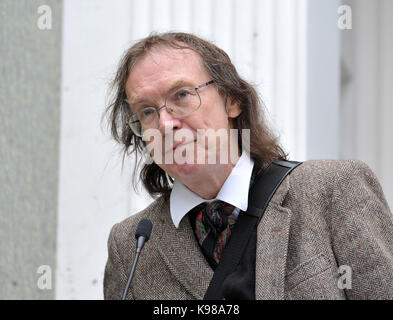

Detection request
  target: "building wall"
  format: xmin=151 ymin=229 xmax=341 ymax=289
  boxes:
xmin=55 ymin=0 xmax=146 ymax=300
xmin=0 ymin=0 xmax=62 ymax=299
xmin=340 ymin=0 xmax=393 ymax=208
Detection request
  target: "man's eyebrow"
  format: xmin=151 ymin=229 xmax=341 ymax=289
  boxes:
xmin=168 ymin=79 xmax=193 ymax=91
xmin=125 ymin=79 xmax=194 ymax=106
xmin=124 ymin=95 xmax=142 ymax=106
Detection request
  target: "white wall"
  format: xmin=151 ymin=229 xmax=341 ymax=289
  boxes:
xmin=307 ymin=0 xmax=341 ymax=159
xmin=340 ymin=0 xmax=393 ymax=208
xmin=57 ymin=0 xmax=153 ymax=299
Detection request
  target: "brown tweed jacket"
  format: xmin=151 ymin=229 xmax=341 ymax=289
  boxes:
xmin=104 ymin=160 xmax=393 ymax=300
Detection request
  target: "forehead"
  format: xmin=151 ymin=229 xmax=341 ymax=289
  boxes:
xmin=125 ymin=46 xmax=210 ymax=100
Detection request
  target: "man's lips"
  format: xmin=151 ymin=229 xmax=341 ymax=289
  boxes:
xmin=165 ymin=140 xmax=195 ymax=154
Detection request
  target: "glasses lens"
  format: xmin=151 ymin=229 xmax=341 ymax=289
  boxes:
xmin=166 ymin=87 xmax=201 ymax=117
xmin=128 ymin=115 xmax=143 ymax=137
xmin=131 ymin=107 xmax=159 ymax=136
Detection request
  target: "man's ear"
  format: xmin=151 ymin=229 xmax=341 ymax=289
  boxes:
xmin=225 ymin=98 xmax=242 ymax=119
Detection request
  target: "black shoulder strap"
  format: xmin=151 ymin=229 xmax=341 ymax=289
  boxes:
xmin=203 ymin=159 xmax=302 ymax=300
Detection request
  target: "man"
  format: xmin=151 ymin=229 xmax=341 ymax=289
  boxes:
xmin=103 ymin=32 xmax=393 ymax=300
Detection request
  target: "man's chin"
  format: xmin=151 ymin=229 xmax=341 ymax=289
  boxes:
xmin=176 ymin=161 xmax=201 ymax=176
xmin=163 ymin=161 xmax=202 ymax=180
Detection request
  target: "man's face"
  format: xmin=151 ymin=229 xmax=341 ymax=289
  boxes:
xmin=125 ymin=46 xmax=241 ymax=183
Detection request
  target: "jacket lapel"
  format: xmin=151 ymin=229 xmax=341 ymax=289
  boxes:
xmin=157 ymin=201 xmax=214 ymax=299
xmin=255 ymin=177 xmax=291 ymax=300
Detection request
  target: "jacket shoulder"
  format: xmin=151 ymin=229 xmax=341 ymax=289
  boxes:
xmin=292 ymin=158 xmax=372 ymax=176
xmin=284 ymin=159 xmax=379 ymax=205
xmin=289 ymin=159 xmax=375 ymax=186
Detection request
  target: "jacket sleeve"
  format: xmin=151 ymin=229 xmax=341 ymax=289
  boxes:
xmin=103 ymin=223 xmax=131 ymax=300
xmin=331 ymin=160 xmax=393 ymax=299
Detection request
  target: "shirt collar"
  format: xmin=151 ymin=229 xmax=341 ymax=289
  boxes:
xmin=170 ymin=151 xmax=255 ymax=228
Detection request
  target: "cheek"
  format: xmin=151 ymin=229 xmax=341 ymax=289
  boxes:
xmin=208 ymin=98 xmax=230 ymax=124
xmin=191 ymin=104 xmax=229 ymax=130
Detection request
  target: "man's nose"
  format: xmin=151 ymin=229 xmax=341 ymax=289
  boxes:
xmin=158 ymin=107 xmax=182 ymax=133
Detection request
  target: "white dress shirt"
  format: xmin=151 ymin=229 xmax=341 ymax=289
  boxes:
xmin=170 ymin=151 xmax=255 ymax=228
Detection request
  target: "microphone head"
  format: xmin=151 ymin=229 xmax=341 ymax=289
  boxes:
xmin=135 ymin=219 xmax=153 ymax=241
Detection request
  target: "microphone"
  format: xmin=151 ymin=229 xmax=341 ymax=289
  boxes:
xmin=122 ymin=219 xmax=153 ymax=300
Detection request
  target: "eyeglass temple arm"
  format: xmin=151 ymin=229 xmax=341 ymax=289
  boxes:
xmin=195 ymin=80 xmax=214 ymax=90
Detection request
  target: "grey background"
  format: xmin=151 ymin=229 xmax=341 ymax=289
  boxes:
xmin=0 ymin=0 xmax=62 ymax=299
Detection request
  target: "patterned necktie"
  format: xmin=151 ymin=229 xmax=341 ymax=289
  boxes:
xmin=194 ymin=200 xmax=236 ymax=264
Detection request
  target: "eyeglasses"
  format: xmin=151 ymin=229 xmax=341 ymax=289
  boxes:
xmin=126 ymin=80 xmax=214 ymax=137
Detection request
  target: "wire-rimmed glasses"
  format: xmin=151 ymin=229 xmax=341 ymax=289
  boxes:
xmin=126 ymin=80 xmax=214 ymax=137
